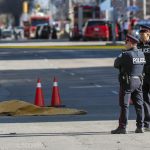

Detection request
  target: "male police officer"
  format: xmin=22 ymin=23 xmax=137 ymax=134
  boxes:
xmin=139 ymin=25 xmax=150 ymax=37
xmin=137 ymin=25 xmax=150 ymax=131
xmin=111 ymin=35 xmax=145 ymax=134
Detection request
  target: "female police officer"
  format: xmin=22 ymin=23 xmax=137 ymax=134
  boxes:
xmin=111 ymin=35 xmax=145 ymax=134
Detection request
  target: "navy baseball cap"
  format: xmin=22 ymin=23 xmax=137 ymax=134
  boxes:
xmin=126 ymin=34 xmax=139 ymax=44
xmin=139 ymin=25 xmax=150 ymax=33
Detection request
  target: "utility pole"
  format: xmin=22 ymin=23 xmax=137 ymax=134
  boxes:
xmin=111 ymin=0 xmax=117 ymax=44
xmin=49 ymin=0 xmax=53 ymax=23
xmin=127 ymin=0 xmax=130 ymax=20
xmin=112 ymin=7 xmax=116 ymax=44
xmin=95 ymin=0 xmax=99 ymax=5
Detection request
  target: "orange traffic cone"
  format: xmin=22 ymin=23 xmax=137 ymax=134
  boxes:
xmin=34 ymin=79 xmax=45 ymax=107
xmin=51 ymin=77 xmax=62 ymax=107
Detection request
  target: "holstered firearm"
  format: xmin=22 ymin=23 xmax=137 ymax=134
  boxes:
xmin=122 ymin=73 xmax=130 ymax=85
xmin=119 ymin=67 xmax=130 ymax=85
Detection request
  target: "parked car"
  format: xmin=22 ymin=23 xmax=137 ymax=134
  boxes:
xmin=131 ymin=20 xmax=150 ymax=38
xmin=82 ymin=19 xmax=118 ymax=41
xmin=1 ymin=28 xmax=14 ymax=39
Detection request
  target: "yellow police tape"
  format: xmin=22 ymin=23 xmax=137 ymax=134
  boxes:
xmin=0 ymin=45 xmax=125 ymax=49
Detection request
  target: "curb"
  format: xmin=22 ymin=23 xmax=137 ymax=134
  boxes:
xmin=0 ymin=45 xmax=125 ymax=49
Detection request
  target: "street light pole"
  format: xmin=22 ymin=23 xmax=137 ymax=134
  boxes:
xmin=143 ymin=0 xmax=146 ymax=19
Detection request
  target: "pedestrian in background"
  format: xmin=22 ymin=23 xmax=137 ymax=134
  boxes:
xmin=111 ymin=35 xmax=145 ymax=134
xmin=123 ymin=20 xmax=129 ymax=40
xmin=137 ymin=25 xmax=150 ymax=131
xmin=51 ymin=25 xmax=57 ymax=39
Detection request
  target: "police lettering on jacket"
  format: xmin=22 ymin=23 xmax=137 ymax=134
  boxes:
xmin=137 ymin=40 xmax=150 ymax=66
xmin=137 ymin=41 xmax=150 ymax=53
xmin=138 ymin=45 xmax=150 ymax=53
xmin=133 ymin=58 xmax=145 ymax=64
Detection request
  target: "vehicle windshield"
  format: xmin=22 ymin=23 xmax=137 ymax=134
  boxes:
xmin=31 ymin=19 xmax=49 ymax=26
xmin=87 ymin=21 xmax=107 ymax=26
xmin=74 ymin=6 xmax=100 ymax=18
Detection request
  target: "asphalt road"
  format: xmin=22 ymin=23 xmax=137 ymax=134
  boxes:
xmin=0 ymin=48 xmax=136 ymax=123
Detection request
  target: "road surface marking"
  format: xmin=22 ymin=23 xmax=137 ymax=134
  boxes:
xmin=0 ymin=58 xmax=114 ymax=70
xmin=70 ymin=73 xmax=75 ymax=76
xmin=95 ymin=84 xmax=102 ymax=88
xmin=112 ymin=91 xmax=118 ymax=95
xmin=70 ymin=85 xmax=102 ymax=89
xmin=80 ymin=77 xmax=84 ymax=80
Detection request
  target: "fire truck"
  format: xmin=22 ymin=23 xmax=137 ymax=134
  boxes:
xmin=69 ymin=5 xmax=100 ymax=40
xmin=24 ymin=13 xmax=50 ymax=39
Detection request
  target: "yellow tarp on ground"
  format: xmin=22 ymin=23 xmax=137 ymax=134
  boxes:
xmin=0 ymin=100 xmax=87 ymax=116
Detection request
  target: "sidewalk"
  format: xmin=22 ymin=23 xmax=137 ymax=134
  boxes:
xmin=0 ymin=40 xmax=125 ymax=49
xmin=0 ymin=40 xmax=124 ymax=46
xmin=0 ymin=39 xmax=124 ymax=46
xmin=0 ymin=120 xmax=149 ymax=150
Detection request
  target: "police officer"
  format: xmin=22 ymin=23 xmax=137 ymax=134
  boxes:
xmin=111 ymin=35 xmax=145 ymax=134
xmin=139 ymin=25 xmax=150 ymax=37
xmin=137 ymin=25 xmax=150 ymax=131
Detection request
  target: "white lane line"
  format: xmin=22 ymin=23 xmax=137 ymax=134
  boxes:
xmin=95 ymin=84 xmax=102 ymax=88
xmin=70 ymin=73 xmax=75 ymax=76
xmin=70 ymin=85 xmax=102 ymax=89
xmin=80 ymin=77 xmax=85 ymax=80
xmin=112 ymin=91 xmax=118 ymax=95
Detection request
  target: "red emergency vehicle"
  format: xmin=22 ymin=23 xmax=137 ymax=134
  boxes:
xmin=24 ymin=14 xmax=50 ymax=39
xmin=69 ymin=5 xmax=100 ymax=40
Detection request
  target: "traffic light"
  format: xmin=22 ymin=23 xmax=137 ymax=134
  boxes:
xmin=23 ymin=1 xmax=28 ymax=13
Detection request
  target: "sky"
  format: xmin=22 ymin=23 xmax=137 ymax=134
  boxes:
xmin=100 ymin=0 xmax=112 ymax=11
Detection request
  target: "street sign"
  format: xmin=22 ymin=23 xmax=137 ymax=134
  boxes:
xmin=127 ymin=6 xmax=140 ymax=12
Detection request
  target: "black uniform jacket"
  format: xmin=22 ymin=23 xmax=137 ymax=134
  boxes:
xmin=137 ymin=40 xmax=150 ymax=73
xmin=114 ymin=47 xmax=145 ymax=76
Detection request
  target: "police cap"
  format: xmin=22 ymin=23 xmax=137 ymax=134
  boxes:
xmin=126 ymin=34 xmax=139 ymax=44
xmin=139 ymin=25 xmax=150 ymax=33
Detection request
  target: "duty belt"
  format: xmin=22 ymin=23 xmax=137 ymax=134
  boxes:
xmin=130 ymin=76 xmax=139 ymax=79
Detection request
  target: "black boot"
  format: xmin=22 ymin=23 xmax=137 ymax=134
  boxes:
xmin=135 ymin=128 xmax=144 ymax=133
xmin=111 ymin=127 xmax=127 ymax=134
xmin=144 ymin=127 xmax=150 ymax=132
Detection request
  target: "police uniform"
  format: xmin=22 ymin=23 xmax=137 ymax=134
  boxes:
xmin=111 ymin=35 xmax=145 ymax=134
xmin=137 ymin=25 xmax=150 ymax=130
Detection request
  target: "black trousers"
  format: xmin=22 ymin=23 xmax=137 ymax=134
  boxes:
xmin=119 ymin=78 xmax=144 ymax=129
xmin=143 ymin=75 xmax=150 ymax=128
